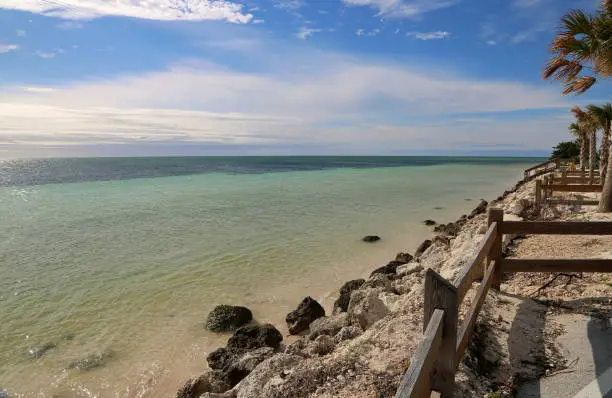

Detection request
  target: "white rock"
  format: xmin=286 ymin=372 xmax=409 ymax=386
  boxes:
xmin=347 ymin=288 xmax=391 ymax=329
xmin=396 ymin=262 xmax=423 ymax=277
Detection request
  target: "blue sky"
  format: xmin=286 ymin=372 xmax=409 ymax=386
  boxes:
xmin=0 ymin=0 xmax=608 ymax=158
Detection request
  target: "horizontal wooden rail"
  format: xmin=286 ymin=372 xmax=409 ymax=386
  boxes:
xmin=502 ymin=221 xmax=612 ymax=235
xmin=395 ymin=309 xmax=445 ymax=398
xmin=501 ymin=259 xmax=612 ymax=273
xmin=453 ymin=223 xmax=497 ymax=304
xmin=525 ymin=160 xmax=556 ymax=173
xmin=543 ymin=184 xmax=602 ymax=193
xmin=455 ymin=260 xmax=497 ymax=368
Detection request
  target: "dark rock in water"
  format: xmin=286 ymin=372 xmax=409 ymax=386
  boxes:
xmin=224 ymin=347 xmax=275 ymax=387
xmin=28 ymin=342 xmax=57 ymax=359
xmin=433 ymin=206 xmax=443 ymax=210
xmin=415 ymin=240 xmax=433 ymax=257
xmin=469 ymin=199 xmax=488 ymax=218
xmin=332 ymin=279 xmax=365 ymax=313
xmin=176 ymin=372 xmax=230 ymax=398
xmin=423 ymin=219 xmax=437 ymax=226
xmin=286 ymin=297 xmax=325 ymax=335
xmin=227 ymin=324 xmax=283 ymax=349
xmin=362 ymin=235 xmax=381 ymax=243
xmin=369 ymin=260 xmax=404 ymax=278
xmin=394 ymin=252 xmax=414 ymax=263
xmin=207 ymin=347 xmax=242 ymax=371
xmin=68 ymin=351 xmax=113 ymax=371
xmin=205 ymin=305 xmax=253 ymax=333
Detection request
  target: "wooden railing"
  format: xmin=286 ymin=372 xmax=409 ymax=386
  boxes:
xmin=535 ymin=172 xmax=603 ymax=208
xmin=523 ymin=159 xmax=559 ymax=180
xmin=395 ymin=208 xmax=612 ymax=398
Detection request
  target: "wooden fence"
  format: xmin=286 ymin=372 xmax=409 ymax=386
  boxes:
xmin=535 ymin=172 xmax=603 ymax=208
xmin=395 ymin=208 xmax=612 ymax=398
xmin=523 ymin=159 xmax=560 ymax=180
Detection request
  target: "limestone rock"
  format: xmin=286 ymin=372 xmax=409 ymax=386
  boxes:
xmin=347 ymin=288 xmax=390 ymax=329
xmin=415 ymin=239 xmax=433 ymax=257
xmin=205 ymin=305 xmax=253 ymax=333
xmin=332 ymin=279 xmax=365 ymax=313
xmin=333 ymin=326 xmax=363 ymax=343
xmin=227 ymin=324 xmax=283 ymax=350
xmin=307 ymin=335 xmax=335 ymax=356
xmin=362 ymin=273 xmax=394 ymax=292
xmin=396 ymin=262 xmax=423 ymax=278
xmin=286 ymin=297 xmax=326 ymax=335
xmin=369 ymin=260 xmax=405 ymax=277
xmin=307 ymin=312 xmax=349 ymax=340
xmin=394 ymin=252 xmax=414 ymax=263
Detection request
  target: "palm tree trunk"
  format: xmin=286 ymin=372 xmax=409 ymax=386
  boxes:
xmin=601 ymin=123 xmax=611 ymax=180
xmin=580 ymin=134 xmax=587 ymax=170
xmin=599 ymin=138 xmax=612 ymax=212
xmin=589 ymin=130 xmax=596 ymax=183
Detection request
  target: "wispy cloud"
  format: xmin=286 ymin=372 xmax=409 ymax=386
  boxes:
xmin=406 ymin=31 xmax=450 ymax=40
xmin=57 ymin=21 xmax=84 ymax=29
xmin=15 ymin=29 xmax=26 ymax=37
xmin=343 ymin=0 xmax=460 ymax=18
xmin=0 ymin=44 xmax=19 ymax=53
xmin=0 ymin=0 xmax=253 ymax=24
xmin=274 ymin=0 xmax=303 ymax=10
xmin=296 ymin=27 xmax=333 ymax=39
xmin=356 ymin=28 xmax=380 ymax=36
xmin=22 ymin=87 xmax=56 ymax=93
xmin=36 ymin=49 xmax=65 ymax=59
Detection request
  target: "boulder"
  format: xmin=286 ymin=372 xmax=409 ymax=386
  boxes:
xmin=362 ymin=235 xmax=381 ymax=243
xmin=307 ymin=312 xmax=349 ymax=340
xmin=224 ymin=347 xmax=275 ymax=387
xmin=347 ymin=288 xmax=390 ymax=329
xmin=362 ymin=273 xmax=394 ymax=292
xmin=227 ymin=324 xmax=283 ymax=350
xmin=206 ymin=305 xmax=253 ymax=333
xmin=176 ymin=372 xmax=230 ymax=398
xmin=469 ymin=199 xmax=488 ymax=218
xmin=235 ymin=354 xmax=303 ymax=398
xmin=306 ymin=335 xmax=335 ymax=356
xmin=396 ymin=263 xmax=423 ymax=278
xmin=415 ymin=240 xmax=433 ymax=257
xmin=28 ymin=342 xmax=57 ymax=359
xmin=333 ymin=279 xmax=365 ymax=313
xmin=68 ymin=351 xmax=114 ymax=371
xmin=423 ymin=219 xmax=437 ymax=226
xmin=394 ymin=252 xmax=414 ymax=263
xmin=207 ymin=347 xmax=242 ymax=371
xmin=286 ymin=297 xmax=325 ymax=335
xmin=369 ymin=260 xmax=405 ymax=277
xmin=333 ymin=326 xmax=363 ymax=343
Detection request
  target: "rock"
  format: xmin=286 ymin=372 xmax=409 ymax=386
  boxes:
xmin=415 ymin=240 xmax=433 ymax=257
xmin=286 ymin=297 xmax=325 ymax=335
xmin=333 ymin=326 xmax=363 ymax=343
xmin=28 ymin=342 xmax=57 ymax=359
xmin=396 ymin=263 xmax=423 ymax=278
xmin=362 ymin=235 xmax=381 ymax=243
xmin=224 ymin=347 xmax=275 ymax=387
xmin=282 ymin=339 xmax=307 ymax=356
xmin=348 ymin=288 xmax=390 ymax=329
xmin=423 ymin=219 xmax=437 ymax=226
xmin=307 ymin=335 xmax=335 ymax=356
xmin=207 ymin=347 xmax=242 ymax=371
xmin=333 ymin=279 xmax=365 ymax=313
xmin=201 ymin=392 xmax=237 ymax=398
xmin=394 ymin=252 xmax=414 ymax=263
xmin=235 ymin=354 xmax=303 ymax=398
xmin=432 ymin=235 xmax=451 ymax=246
xmin=176 ymin=372 xmax=230 ymax=397
xmin=307 ymin=312 xmax=349 ymax=340
xmin=369 ymin=260 xmax=405 ymax=277
xmin=227 ymin=324 xmax=283 ymax=350
xmin=469 ymin=199 xmax=488 ymax=218
xmin=68 ymin=351 xmax=114 ymax=371
xmin=206 ymin=305 xmax=253 ymax=333
xmin=362 ymin=273 xmax=394 ymax=292
xmin=0 ymin=389 xmax=9 ymax=398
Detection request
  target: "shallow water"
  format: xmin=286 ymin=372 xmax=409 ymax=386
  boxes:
xmin=0 ymin=157 xmax=538 ymax=396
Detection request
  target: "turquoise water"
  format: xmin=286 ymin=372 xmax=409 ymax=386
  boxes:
xmin=0 ymin=157 xmax=538 ymax=396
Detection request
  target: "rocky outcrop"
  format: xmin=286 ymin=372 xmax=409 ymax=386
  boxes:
xmin=347 ymin=288 xmax=391 ymax=329
xmin=176 ymin=373 xmax=230 ymax=398
xmin=308 ymin=313 xmax=349 ymax=340
xmin=369 ymin=260 xmax=405 ymax=277
xmin=361 ymin=273 xmax=394 ymax=292
xmin=395 ymin=252 xmax=414 ymax=263
xmin=415 ymin=239 xmax=433 ymax=257
xmin=286 ymin=297 xmax=326 ymax=335
xmin=227 ymin=324 xmax=283 ymax=350
xmin=423 ymin=219 xmax=437 ymax=226
xmin=205 ymin=305 xmax=253 ymax=333
xmin=362 ymin=235 xmax=381 ymax=243
xmin=396 ymin=263 xmax=423 ymax=278
xmin=333 ymin=326 xmax=363 ymax=343
xmin=306 ymin=335 xmax=335 ymax=356
xmin=469 ymin=199 xmax=488 ymax=218
xmin=333 ymin=279 xmax=365 ymax=313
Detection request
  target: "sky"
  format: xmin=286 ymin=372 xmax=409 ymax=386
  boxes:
xmin=0 ymin=0 xmax=609 ymax=158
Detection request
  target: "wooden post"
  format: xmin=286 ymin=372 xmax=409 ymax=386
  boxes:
xmin=424 ymin=269 xmax=458 ymax=397
xmin=561 ymin=168 xmax=566 ymax=185
xmin=487 ymin=208 xmax=503 ymax=290
xmin=535 ymin=179 xmax=542 ymax=210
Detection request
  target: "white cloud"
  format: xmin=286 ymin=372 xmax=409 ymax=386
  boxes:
xmin=15 ymin=29 xmax=26 ymax=37
xmin=356 ymin=29 xmax=365 ymax=36
xmin=57 ymin=21 xmax=84 ymax=29
xmin=252 ymin=19 xmax=265 ymax=24
xmin=22 ymin=87 xmax=56 ymax=93
xmin=274 ymin=0 xmax=303 ymax=10
xmin=343 ymin=0 xmax=460 ymax=18
xmin=0 ymin=0 xmax=253 ymax=24
xmin=0 ymin=44 xmax=19 ymax=53
xmin=296 ymin=27 xmax=333 ymax=39
xmin=510 ymin=24 xmax=549 ymax=44
xmin=356 ymin=28 xmax=380 ymax=36
xmin=406 ymin=31 xmax=450 ymax=40
xmin=36 ymin=51 xmax=57 ymax=59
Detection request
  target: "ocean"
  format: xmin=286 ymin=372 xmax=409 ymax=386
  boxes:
xmin=0 ymin=156 xmax=540 ymax=397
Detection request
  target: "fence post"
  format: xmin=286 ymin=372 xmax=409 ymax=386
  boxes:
xmin=561 ymin=168 xmax=566 ymax=185
xmin=424 ymin=269 xmax=458 ymax=397
xmin=535 ymin=179 xmax=542 ymax=210
xmin=487 ymin=208 xmax=503 ymax=290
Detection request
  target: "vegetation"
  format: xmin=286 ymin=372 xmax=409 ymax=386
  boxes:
xmin=551 ymin=140 xmax=580 ymax=160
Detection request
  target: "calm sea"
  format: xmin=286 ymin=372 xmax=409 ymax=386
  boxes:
xmin=0 ymin=156 xmax=540 ymax=397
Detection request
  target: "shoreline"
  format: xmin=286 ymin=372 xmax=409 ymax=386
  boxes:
xmin=177 ymin=174 xmax=534 ymax=397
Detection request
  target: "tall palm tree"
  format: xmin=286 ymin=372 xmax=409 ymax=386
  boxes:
xmin=587 ymin=103 xmax=612 ymax=179
xmin=569 ymin=122 xmax=588 ymax=169
xmin=543 ymin=1 xmax=612 ymax=94
xmin=571 ymin=106 xmax=598 ymax=181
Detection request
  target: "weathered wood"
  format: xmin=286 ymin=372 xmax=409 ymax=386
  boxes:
xmin=455 ymin=261 xmax=497 ymax=367
xmin=501 ymin=259 xmax=612 ymax=273
xmin=501 ymin=221 xmax=612 ymax=235
xmin=546 ymin=198 xmax=599 ymax=206
xmin=395 ymin=309 xmax=444 ymax=398
xmin=525 ymin=160 xmax=555 ymax=173
xmin=541 ymin=184 xmax=602 ymax=193
xmin=487 ymin=209 xmax=503 ymax=289
xmin=424 ymin=269 xmax=458 ymax=397
xmin=535 ymin=179 xmax=542 ymax=208
xmin=453 ymin=222 xmax=497 ymax=304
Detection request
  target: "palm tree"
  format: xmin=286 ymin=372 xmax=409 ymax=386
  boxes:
xmin=587 ymin=104 xmax=612 ymax=179
xmin=571 ymin=106 xmax=598 ymax=181
xmin=543 ymin=1 xmax=612 ymax=94
xmin=569 ymin=122 xmax=588 ymax=169
xmin=586 ymin=103 xmax=612 ymax=211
